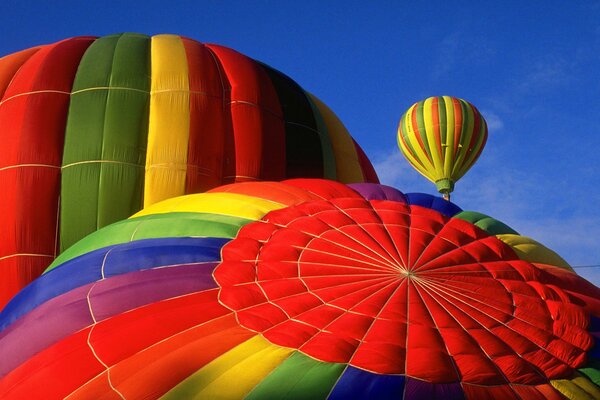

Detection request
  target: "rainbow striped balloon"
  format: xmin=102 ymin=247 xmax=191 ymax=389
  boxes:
xmin=397 ymin=96 xmax=487 ymax=196
xmin=0 ymin=179 xmax=598 ymax=399
xmin=0 ymin=33 xmax=378 ymax=310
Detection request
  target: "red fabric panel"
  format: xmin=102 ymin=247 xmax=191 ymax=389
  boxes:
xmin=0 ymin=37 xmax=94 ymax=310
xmin=282 ymin=178 xmax=363 ymax=200
xmin=353 ymin=139 xmax=379 ymax=183
xmin=182 ymin=38 xmax=228 ymax=193
xmin=0 ymin=47 xmax=40 ymax=98
xmin=70 ymin=316 xmax=253 ymax=399
xmin=0 ymin=328 xmax=104 ymax=399
xmin=208 ymin=181 xmax=322 ymax=205
xmin=205 ymin=44 xmax=285 ymax=183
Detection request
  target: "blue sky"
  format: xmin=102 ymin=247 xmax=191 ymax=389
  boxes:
xmin=1 ymin=1 xmax=599 ymax=285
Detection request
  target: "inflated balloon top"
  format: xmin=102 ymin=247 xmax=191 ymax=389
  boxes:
xmin=397 ymin=96 xmax=487 ymax=199
xmin=0 ymin=179 xmax=598 ymax=399
xmin=0 ymin=33 xmax=378 ymax=309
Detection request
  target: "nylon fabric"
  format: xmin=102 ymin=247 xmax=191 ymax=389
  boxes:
xmin=61 ymin=33 xmax=150 ymax=252
xmin=132 ymin=192 xmax=285 ymax=220
xmin=144 ymin=34 xmax=191 ymax=207
xmin=497 ymin=234 xmax=572 ymax=270
xmin=246 ymin=351 xmax=344 ymax=399
xmin=160 ymin=336 xmax=294 ymax=399
xmin=49 ymin=212 xmax=247 ymax=269
xmin=0 ymin=37 xmax=94 ymax=310
xmin=307 ymin=93 xmax=365 ymax=183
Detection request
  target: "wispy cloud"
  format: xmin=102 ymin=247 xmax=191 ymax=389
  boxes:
xmin=480 ymin=110 xmax=504 ymax=132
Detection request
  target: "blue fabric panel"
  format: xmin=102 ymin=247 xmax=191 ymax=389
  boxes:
xmin=0 ymin=237 xmax=229 ymax=332
xmin=328 ymin=366 xmax=405 ymax=399
xmin=406 ymin=192 xmax=462 ymax=217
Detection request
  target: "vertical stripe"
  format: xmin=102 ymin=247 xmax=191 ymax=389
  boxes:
xmin=205 ymin=45 xmax=285 ymax=183
xmin=0 ymin=47 xmax=40 ymax=97
xmin=304 ymin=92 xmax=337 ymax=179
xmin=61 ymin=33 xmax=150 ymax=252
xmin=144 ymin=34 xmax=191 ymax=207
xmin=0 ymin=37 xmax=94 ymax=310
xmin=424 ymin=97 xmax=443 ymax=180
xmin=353 ymin=140 xmax=380 ymax=183
xmin=307 ymin=93 xmax=365 ymax=183
xmin=181 ymin=38 xmax=227 ymax=193
xmin=160 ymin=335 xmax=294 ymax=399
xmin=442 ymin=96 xmax=455 ymax=177
xmin=259 ymin=63 xmax=323 ymax=179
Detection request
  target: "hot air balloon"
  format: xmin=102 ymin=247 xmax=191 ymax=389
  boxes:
xmin=397 ymin=96 xmax=487 ymax=200
xmin=1 ymin=179 xmax=598 ymax=399
xmin=0 ymin=33 xmax=378 ymax=310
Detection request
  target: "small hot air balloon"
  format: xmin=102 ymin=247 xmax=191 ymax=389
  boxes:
xmin=397 ymin=96 xmax=487 ymax=200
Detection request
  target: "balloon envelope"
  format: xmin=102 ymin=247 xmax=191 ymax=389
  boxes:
xmin=397 ymin=96 xmax=487 ymax=195
xmin=1 ymin=179 xmax=598 ymax=399
xmin=0 ymin=33 xmax=378 ymax=309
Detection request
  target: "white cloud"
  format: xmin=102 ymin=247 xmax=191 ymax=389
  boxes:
xmin=480 ymin=110 xmax=504 ymax=132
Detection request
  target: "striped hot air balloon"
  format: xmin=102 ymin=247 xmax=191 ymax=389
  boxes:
xmin=0 ymin=33 xmax=378 ymax=310
xmin=397 ymin=96 xmax=487 ymax=199
xmin=1 ymin=179 xmax=598 ymax=399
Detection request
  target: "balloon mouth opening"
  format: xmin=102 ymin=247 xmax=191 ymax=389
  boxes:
xmin=435 ymin=179 xmax=454 ymax=195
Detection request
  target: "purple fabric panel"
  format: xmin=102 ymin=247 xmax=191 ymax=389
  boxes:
xmin=0 ymin=262 xmax=218 ymax=378
xmin=0 ymin=284 xmax=93 ymax=377
xmin=348 ymin=183 xmax=407 ymax=203
xmin=404 ymin=378 xmax=465 ymax=400
xmin=90 ymin=262 xmax=218 ymax=321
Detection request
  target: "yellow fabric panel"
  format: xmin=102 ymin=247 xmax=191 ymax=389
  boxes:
xmin=306 ymin=93 xmax=363 ymax=183
xmin=397 ymin=104 xmax=433 ymax=180
xmin=496 ymin=234 xmax=573 ymax=271
xmin=132 ymin=192 xmax=285 ymax=220
xmin=452 ymin=102 xmax=475 ymax=177
xmin=442 ymin=96 xmax=456 ymax=178
xmin=423 ymin=97 xmax=443 ymax=180
xmin=404 ymin=103 xmax=436 ymax=174
xmin=144 ymin=34 xmax=190 ymax=207
xmin=160 ymin=335 xmax=294 ymax=399
xmin=551 ymin=373 xmax=600 ymax=400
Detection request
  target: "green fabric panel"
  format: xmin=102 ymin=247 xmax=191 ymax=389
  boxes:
xmin=245 ymin=351 xmax=345 ymax=400
xmin=304 ymin=91 xmax=337 ymax=180
xmin=60 ymin=33 xmax=151 ymax=252
xmin=454 ymin=211 xmax=519 ymax=235
xmin=579 ymin=358 xmax=600 ymax=386
xmin=46 ymin=212 xmax=250 ymax=272
xmin=415 ymin=101 xmax=433 ymax=163
xmin=437 ymin=96 xmax=447 ymax=151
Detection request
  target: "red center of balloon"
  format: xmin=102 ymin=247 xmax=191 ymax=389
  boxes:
xmin=215 ymin=198 xmax=589 ymax=384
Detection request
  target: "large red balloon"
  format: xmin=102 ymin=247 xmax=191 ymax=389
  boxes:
xmin=0 ymin=34 xmax=378 ymax=309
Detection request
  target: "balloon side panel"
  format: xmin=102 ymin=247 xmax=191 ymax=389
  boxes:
xmin=259 ymin=63 xmax=326 ymax=179
xmin=206 ymin=44 xmax=286 ymax=183
xmin=0 ymin=37 xmax=94 ymax=310
xmin=182 ymin=38 xmax=227 ymax=193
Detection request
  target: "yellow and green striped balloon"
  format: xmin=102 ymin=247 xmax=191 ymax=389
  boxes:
xmin=397 ymin=96 xmax=487 ymax=197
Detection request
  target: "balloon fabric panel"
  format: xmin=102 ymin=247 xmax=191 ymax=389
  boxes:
xmin=306 ymin=93 xmax=365 ymax=183
xmin=0 ymin=47 xmax=40 ymax=97
xmin=144 ymin=34 xmax=191 ymax=207
xmin=259 ymin=63 xmax=328 ymax=179
xmin=61 ymin=33 xmax=151 ymax=252
xmin=181 ymin=38 xmax=227 ymax=193
xmin=205 ymin=44 xmax=286 ymax=183
xmin=0 ymin=37 xmax=94 ymax=310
